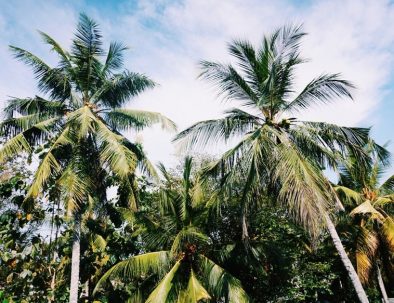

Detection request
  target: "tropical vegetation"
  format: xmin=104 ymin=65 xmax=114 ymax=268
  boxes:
xmin=0 ymin=14 xmax=392 ymax=303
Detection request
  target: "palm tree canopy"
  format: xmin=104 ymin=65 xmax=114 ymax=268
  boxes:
xmin=174 ymin=24 xmax=387 ymax=234
xmin=95 ymin=157 xmax=249 ymax=302
xmin=335 ymin=146 xmax=394 ymax=285
xmin=0 ymin=13 xmax=176 ymax=211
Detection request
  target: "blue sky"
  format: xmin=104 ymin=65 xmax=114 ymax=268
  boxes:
xmin=0 ymin=0 xmax=393 ymax=178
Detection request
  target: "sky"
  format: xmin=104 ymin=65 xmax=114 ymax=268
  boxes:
xmin=0 ymin=0 xmax=393 ymax=177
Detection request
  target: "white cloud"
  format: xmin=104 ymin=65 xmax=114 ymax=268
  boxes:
xmin=1 ymin=0 xmax=394 ymax=167
xmin=104 ymin=0 xmax=394 ymax=165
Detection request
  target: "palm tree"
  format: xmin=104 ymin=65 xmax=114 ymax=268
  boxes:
xmin=174 ymin=25 xmax=387 ymax=302
xmin=95 ymin=157 xmax=249 ymax=302
xmin=0 ymin=14 xmax=176 ymax=303
xmin=335 ymin=144 xmax=394 ymax=302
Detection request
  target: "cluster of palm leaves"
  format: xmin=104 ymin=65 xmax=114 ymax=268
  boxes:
xmin=95 ymin=157 xmax=249 ymax=302
xmin=0 ymin=13 xmax=393 ymax=303
xmin=335 ymin=143 xmax=394 ymax=301
xmin=0 ymin=13 xmax=176 ymax=303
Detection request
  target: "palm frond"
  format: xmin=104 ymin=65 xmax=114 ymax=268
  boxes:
xmin=285 ymin=74 xmax=354 ymax=112
xmin=354 ymin=226 xmax=378 ymax=284
xmin=67 ymin=106 xmax=96 ymax=139
xmin=145 ymin=261 xmax=181 ymax=303
xmin=95 ymin=117 xmax=137 ymax=177
xmin=199 ymin=61 xmax=259 ymax=107
xmin=199 ymin=255 xmax=249 ymax=303
xmin=93 ymin=71 xmax=155 ymax=108
xmin=26 ymin=127 xmax=71 ymax=198
xmin=271 ymin=24 xmax=306 ymax=59
xmin=0 ymin=133 xmax=31 ymax=163
xmin=380 ymin=175 xmax=394 ymax=195
xmin=350 ymin=200 xmax=385 ymax=222
xmin=0 ymin=114 xmax=61 ymax=139
xmin=9 ymin=46 xmax=72 ymax=100
xmin=299 ymin=122 xmax=371 ymax=168
xmin=334 ymin=186 xmax=363 ymax=206
xmin=9 ymin=45 xmax=51 ymax=79
xmin=170 ymin=226 xmax=210 ymax=255
xmin=382 ymin=217 xmax=394 ymax=251
xmin=71 ymin=13 xmax=103 ymax=58
xmin=173 ymin=110 xmax=260 ymax=151
xmin=3 ymin=96 xmax=64 ymax=118
xmin=104 ymin=109 xmax=176 ymax=132
xmin=57 ymin=164 xmax=91 ymax=216
xmin=179 ymin=269 xmax=211 ymax=303
xmin=273 ymin=139 xmax=332 ymax=235
xmin=227 ymin=39 xmax=263 ymax=92
xmin=102 ymin=41 xmax=128 ymax=75
xmin=94 ymin=251 xmax=172 ymax=294
xmin=38 ymin=31 xmax=72 ymax=69
xmin=288 ymin=126 xmax=339 ymax=169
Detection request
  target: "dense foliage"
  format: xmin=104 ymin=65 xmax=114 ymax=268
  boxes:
xmin=0 ymin=14 xmax=393 ymax=303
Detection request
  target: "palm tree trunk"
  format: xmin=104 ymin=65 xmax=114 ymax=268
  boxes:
xmin=241 ymin=205 xmax=249 ymax=242
xmin=324 ymin=213 xmax=369 ymax=303
xmin=49 ymin=267 xmax=56 ymax=302
xmin=69 ymin=221 xmax=81 ymax=303
xmin=377 ymin=265 xmax=389 ymax=303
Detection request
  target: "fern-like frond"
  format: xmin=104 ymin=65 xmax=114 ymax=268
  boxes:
xmin=199 ymin=255 xmax=249 ymax=303
xmin=95 ymin=118 xmax=137 ymax=177
xmin=145 ymin=260 xmax=181 ymax=303
xmin=170 ymin=226 xmax=210 ymax=255
xmin=104 ymin=109 xmax=176 ymax=132
xmin=93 ymin=71 xmax=155 ymax=108
xmin=0 ymin=133 xmax=31 ymax=163
xmin=26 ymin=127 xmax=71 ymax=198
xmin=179 ymin=269 xmax=211 ymax=303
xmin=285 ymin=74 xmax=354 ymax=112
xmin=94 ymin=251 xmax=172 ymax=293
xmin=57 ymin=163 xmax=91 ymax=216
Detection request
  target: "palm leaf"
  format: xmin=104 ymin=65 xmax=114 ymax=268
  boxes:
xmin=38 ymin=31 xmax=73 ymax=70
xmin=170 ymin=226 xmax=210 ymax=255
xmin=94 ymin=251 xmax=172 ymax=293
xmin=26 ymin=127 xmax=71 ymax=198
xmin=93 ymin=71 xmax=155 ymax=108
xmin=104 ymin=109 xmax=176 ymax=132
xmin=145 ymin=261 xmax=181 ymax=303
xmin=199 ymin=61 xmax=259 ymax=107
xmin=199 ymin=255 xmax=249 ymax=303
xmin=179 ymin=269 xmax=211 ymax=303
xmin=3 ymin=96 xmax=64 ymax=118
xmin=273 ymin=138 xmax=332 ymax=235
xmin=0 ymin=133 xmax=31 ymax=163
xmin=57 ymin=164 xmax=91 ymax=215
xmin=350 ymin=200 xmax=383 ymax=220
xmin=95 ymin=117 xmax=137 ymax=177
xmin=102 ymin=41 xmax=128 ymax=75
xmin=285 ymin=74 xmax=354 ymax=112
xmin=334 ymin=186 xmax=363 ymax=205
xmin=380 ymin=174 xmax=394 ymax=195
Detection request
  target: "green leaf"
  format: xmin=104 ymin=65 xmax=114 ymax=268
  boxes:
xmin=180 ymin=269 xmax=211 ymax=303
xmin=145 ymin=260 xmax=181 ymax=303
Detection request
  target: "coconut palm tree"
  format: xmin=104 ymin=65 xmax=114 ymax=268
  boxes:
xmin=173 ymin=25 xmax=387 ymax=302
xmin=335 ymin=144 xmax=394 ymax=302
xmin=95 ymin=157 xmax=249 ymax=302
xmin=0 ymin=14 xmax=176 ymax=303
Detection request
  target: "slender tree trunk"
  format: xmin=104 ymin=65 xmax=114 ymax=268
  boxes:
xmin=88 ymin=277 xmax=93 ymax=303
xmin=69 ymin=221 xmax=81 ymax=303
xmin=325 ymin=213 xmax=369 ymax=303
xmin=241 ymin=205 xmax=249 ymax=242
xmin=377 ymin=265 xmax=389 ymax=303
xmin=49 ymin=267 xmax=56 ymax=302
